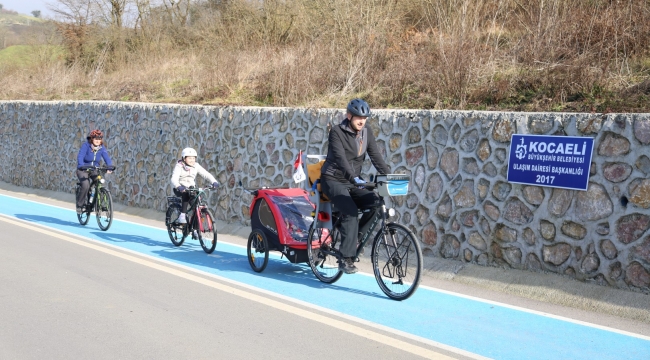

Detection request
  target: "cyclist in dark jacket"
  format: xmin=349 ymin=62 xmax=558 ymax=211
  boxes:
xmin=321 ymin=99 xmax=391 ymax=274
xmin=76 ymin=130 xmax=113 ymax=213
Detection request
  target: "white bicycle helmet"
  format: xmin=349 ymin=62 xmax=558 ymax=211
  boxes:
xmin=181 ymin=147 xmax=198 ymax=158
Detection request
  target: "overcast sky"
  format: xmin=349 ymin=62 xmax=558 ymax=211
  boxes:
xmin=1 ymin=0 xmax=54 ymax=18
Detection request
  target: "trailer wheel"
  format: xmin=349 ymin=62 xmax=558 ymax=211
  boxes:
xmin=247 ymin=229 xmax=269 ymax=272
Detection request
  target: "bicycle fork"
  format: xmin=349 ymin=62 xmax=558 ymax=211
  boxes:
xmin=375 ymin=205 xmax=408 ymax=284
xmin=194 ymin=207 xmax=212 ymax=233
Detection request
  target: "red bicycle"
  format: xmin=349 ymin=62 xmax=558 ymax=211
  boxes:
xmin=165 ymin=186 xmax=218 ymax=254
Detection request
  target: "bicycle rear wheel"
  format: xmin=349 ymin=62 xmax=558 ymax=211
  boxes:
xmin=95 ymin=188 xmax=113 ymax=231
xmin=371 ymin=223 xmax=423 ymax=301
xmin=166 ymin=205 xmax=185 ymax=246
xmin=247 ymin=229 xmax=269 ymax=272
xmin=75 ymin=185 xmax=91 ymax=225
xmin=306 ymin=226 xmax=343 ymax=284
xmin=197 ymin=209 xmax=217 ymax=254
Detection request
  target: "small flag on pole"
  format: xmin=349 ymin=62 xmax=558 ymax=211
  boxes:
xmin=293 ymin=150 xmax=306 ymax=184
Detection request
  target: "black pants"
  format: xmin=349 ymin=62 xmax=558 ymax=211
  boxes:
xmin=321 ymin=176 xmax=379 ymax=258
xmin=76 ymin=170 xmax=97 ymax=208
xmin=173 ymin=188 xmax=192 ymax=213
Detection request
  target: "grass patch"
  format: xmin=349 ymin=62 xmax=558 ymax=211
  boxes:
xmin=0 ymin=45 xmax=66 ymax=68
xmin=0 ymin=12 xmax=44 ymax=26
xmin=0 ymin=45 xmax=34 ymax=66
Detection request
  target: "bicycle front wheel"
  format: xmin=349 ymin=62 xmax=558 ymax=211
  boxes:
xmin=306 ymin=226 xmax=343 ymax=284
xmin=197 ymin=209 xmax=217 ymax=254
xmin=95 ymin=188 xmax=113 ymax=231
xmin=371 ymin=223 xmax=423 ymax=301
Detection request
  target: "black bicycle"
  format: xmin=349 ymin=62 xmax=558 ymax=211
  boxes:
xmin=305 ymin=175 xmax=423 ymax=301
xmin=165 ymin=186 xmax=218 ymax=254
xmin=75 ymin=165 xmax=116 ymax=231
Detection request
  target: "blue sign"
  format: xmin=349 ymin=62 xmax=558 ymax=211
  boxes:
xmin=507 ymin=134 xmax=594 ymax=191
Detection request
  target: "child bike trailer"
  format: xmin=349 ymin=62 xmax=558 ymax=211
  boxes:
xmin=247 ymin=188 xmax=318 ymax=272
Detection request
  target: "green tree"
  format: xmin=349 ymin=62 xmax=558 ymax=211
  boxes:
xmin=31 ymin=10 xmax=41 ymax=18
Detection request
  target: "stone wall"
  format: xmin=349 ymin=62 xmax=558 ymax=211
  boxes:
xmin=1 ymin=100 xmax=649 ymax=292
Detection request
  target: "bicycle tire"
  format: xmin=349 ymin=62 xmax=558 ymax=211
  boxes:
xmin=197 ymin=209 xmax=217 ymax=254
xmin=166 ymin=205 xmax=185 ymax=246
xmin=306 ymin=225 xmax=343 ymax=284
xmin=95 ymin=188 xmax=113 ymax=231
xmin=247 ymin=229 xmax=269 ymax=272
xmin=371 ymin=223 xmax=423 ymax=301
xmin=75 ymin=185 xmax=91 ymax=226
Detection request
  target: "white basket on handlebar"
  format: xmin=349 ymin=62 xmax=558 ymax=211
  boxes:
xmin=375 ymin=174 xmax=410 ymax=197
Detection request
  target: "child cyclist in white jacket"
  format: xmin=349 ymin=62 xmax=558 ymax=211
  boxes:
xmin=171 ymin=147 xmax=220 ymax=224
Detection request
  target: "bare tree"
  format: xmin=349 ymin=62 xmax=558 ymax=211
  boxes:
xmin=49 ymin=0 xmax=95 ymax=25
xmin=107 ymin=0 xmax=127 ymax=28
xmin=50 ymin=0 xmax=129 ymax=28
xmin=162 ymin=0 xmax=191 ymax=27
xmin=133 ymin=0 xmax=150 ymax=32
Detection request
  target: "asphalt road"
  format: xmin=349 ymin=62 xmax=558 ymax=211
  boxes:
xmin=0 ymin=184 xmax=649 ymax=360
xmin=0 ymin=218 xmax=462 ymax=360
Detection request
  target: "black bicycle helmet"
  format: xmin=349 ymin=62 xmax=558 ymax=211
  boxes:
xmin=346 ymin=98 xmax=371 ymax=117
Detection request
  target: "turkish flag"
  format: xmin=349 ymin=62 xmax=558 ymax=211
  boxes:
xmin=293 ymin=150 xmax=306 ymax=183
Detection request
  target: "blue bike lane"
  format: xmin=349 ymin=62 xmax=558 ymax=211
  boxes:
xmin=2 ymin=193 xmax=649 ymax=360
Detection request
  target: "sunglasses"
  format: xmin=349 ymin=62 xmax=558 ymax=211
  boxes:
xmin=93 ymin=136 xmax=103 ymax=140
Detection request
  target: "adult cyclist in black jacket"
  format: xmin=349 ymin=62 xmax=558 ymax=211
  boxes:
xmin=321 ymin=99 xmax=391 ymax=274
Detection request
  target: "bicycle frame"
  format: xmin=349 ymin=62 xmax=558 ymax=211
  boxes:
xmin=329 ymin=194 xmax=395 ymax=259
xmin=355 ymin=201 xmax=386 ymax=257
xmin=185 ymin=188 xmax=210 ymax=233
xmin=89 ymin=177 xmax=104 ymax=204
xmin=81 ymin=166 xmax=113 ymax=209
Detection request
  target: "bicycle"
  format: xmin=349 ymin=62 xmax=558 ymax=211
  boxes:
xmin=305 ymin=172 xmax=423 ymax=301
xmin=75 ymin=165 xmax=116 ymax=231
xmin=165 ymin=186 xmax=218 ymax=254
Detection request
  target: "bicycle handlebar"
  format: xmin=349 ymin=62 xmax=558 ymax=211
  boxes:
xmin=79 ymin=165 xmax=116 ymax=172
xmin=359 ymin=183 xmax=376 ymax=190
xmin=185 ymin=185 xmax=216 ymax=193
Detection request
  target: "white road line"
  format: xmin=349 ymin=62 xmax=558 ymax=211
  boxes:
xmin=0 ymin=214 xmax=487 ymax=360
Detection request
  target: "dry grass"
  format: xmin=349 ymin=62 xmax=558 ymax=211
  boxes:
xmin=1 ymin=0 xmax=649 ymax=112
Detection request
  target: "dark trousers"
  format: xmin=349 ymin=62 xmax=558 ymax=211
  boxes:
xmin=173 ymin=188 xmax=192 ymax=213
xmin=321 ymin=176 xmax=379 ymax=258
xmin=76 ymin=170 xmax=94 ymax=208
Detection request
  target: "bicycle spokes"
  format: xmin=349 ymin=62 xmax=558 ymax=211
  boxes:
xmin=372 ymin=223 xmax=422 ymax=300
xmin=380 ymin=235 xmax=411 ymax=282
xmin=95 ymin=188 xmax=113 ymax=231
xmin=197 ymin=209 xmax=217 ymax=254
xmin=247 ymin=230 xmax=269 ymax=272
xmin=306 ymin=226 xmax=343 ymax=284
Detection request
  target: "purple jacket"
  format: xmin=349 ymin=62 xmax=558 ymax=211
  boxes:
xmin=77 ymin=142 xmax=113 ymax=169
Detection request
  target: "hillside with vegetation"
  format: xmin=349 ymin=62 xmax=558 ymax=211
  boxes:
xmin=0 ymin=0 xmax=649 ymax=113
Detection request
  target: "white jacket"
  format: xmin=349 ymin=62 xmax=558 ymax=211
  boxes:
xmin=170 ymin=160 xmax=217 ymax=189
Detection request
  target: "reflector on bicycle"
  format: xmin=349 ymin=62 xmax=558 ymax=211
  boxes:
xmin=317 ymin=211 xmax=330 ymax=222
xmin=375 ymin=174 xmax=410 ymax=197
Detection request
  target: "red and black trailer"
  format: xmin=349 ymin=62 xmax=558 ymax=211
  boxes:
xmin=245 ymin=187 xmax=328 ymax=272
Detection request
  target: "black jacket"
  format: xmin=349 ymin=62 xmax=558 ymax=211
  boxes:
xmin=321 ymin=119 xmax=391 ymax=183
